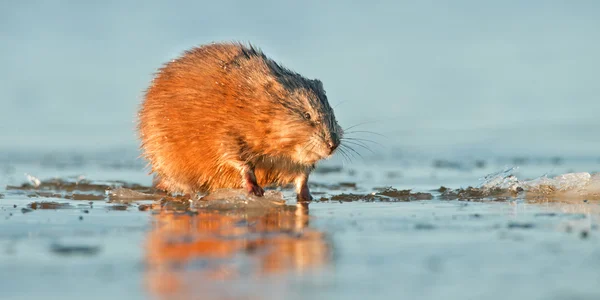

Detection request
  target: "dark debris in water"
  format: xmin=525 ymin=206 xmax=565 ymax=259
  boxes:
xmin=107 ymin=204 xmax=129 ymax=211
xmin=313 ymin=165 xmax=343 ymax=174
xmin=27 ymin=192 xmax=63 ymax=198
xmin=5 ymin=175 xmax=200 ymax=214
xmin=339 ymin=182 xmax=357 ymax=189
xmin=415 ymin=223 xmax=436 ymax=230
xmin=138 ymin=204 xmax=151 ymax=211
xmin=507 ymin=222 xmax=535 ymax=229
xmin=433 ymin=160 xmax=463 ymax=170
xmin=0 ymin=193 xmax=4 ymax=199
xmin=439 ymin=186 xmax=517 ymax=201
xmin=329 ymin=194 xmax=369 ymax=202
xmin=534 ymin=213 xmax=558 ymax=217
xmin=6 ymin=176 xmax=161 ymax=203
xmin=376 ymin=187 xmax=433 ymax=200
xmin=29 ymin=201 xmax=74 ymax=210
xmin=328 ymin=188 xmax=433 ymax=202
xmin=7 ymin=177 xmax=157 ymax=193
xmin=69 ymin=193 xmax=106 ymax=201
xmin=310 ymin=181 xmax=357 ymax=190
xmin=50 ymin=243 xmax=101 ymax=256
xmin=25 ymin=191 xmax=106 ymax=201
xmin=385 ymin=171 xmax=402 ymax=179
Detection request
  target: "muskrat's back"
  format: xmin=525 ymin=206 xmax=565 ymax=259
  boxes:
xmin=138 ymin=42 xmax=343 ymax=200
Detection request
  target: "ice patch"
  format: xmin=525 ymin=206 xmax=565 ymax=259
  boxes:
xmin=25 ymin=173 xmax=41 ymax=188
xmin=195 ymin=189 xmax=286 ymax=210
xmin=479 ymin=167 xmax=520 ymax=191
xmin=107 ymin=188 xmax=161 ymax=202
xmin=475 ymin=168 xmax=600 ymax=200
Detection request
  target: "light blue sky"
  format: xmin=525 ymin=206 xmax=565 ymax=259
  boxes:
xmin=1 ymin=1 xmax=599 ymax=157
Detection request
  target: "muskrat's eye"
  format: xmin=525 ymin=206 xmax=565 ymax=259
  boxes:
xmin=304 ymin=112 xmax=311 ymax=120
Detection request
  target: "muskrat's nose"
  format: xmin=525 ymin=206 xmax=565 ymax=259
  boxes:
xmin=327 ymin=133 xmax=340 ymax=153
xmin=327 ymin=140 xmax=339 ymax=153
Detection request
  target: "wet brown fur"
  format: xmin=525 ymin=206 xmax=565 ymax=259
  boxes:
xmin=138 ymin=42 xmax=342 ymax=197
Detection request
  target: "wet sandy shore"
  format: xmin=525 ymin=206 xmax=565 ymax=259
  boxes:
xmin=1 ymin=152 xmax=600 ymax=300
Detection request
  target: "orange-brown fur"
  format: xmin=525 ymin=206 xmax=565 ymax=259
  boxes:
xmin=138 ymin=42 xmax=342 ymax=199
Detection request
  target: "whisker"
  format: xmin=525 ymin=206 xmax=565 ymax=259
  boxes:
xmin=333 ymin=100 xmax=347 ymax=109
xmin=336 ymin=148 xmax=350 ymax=164
xmin=341 ymin=138 xmax=371 ymax=148
xmin=343 ymin=130 xmax=387 ymax=138
xmin=338 ymin=148 xmax=353 ymax=163
xmin=342 ymin=137 xmax=384 ymax=147
xmin=336 ymin=145 xmax=352 ymax=162
xmin=341 ymin=144 xmax=363 ymax=160
xmin=343 ymin=148 xmax=359 ymax=162
xmin=343 ymin=121 xmax=380 ymax=132
xmin=342 ymin=147 xmax=354 ymax=163
xmin=342 ymin=140 xmax=375 ymax=154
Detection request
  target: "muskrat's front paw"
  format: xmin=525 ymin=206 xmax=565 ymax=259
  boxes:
xmin=296 ymin=183 xmax=313 ymax=201
xmin=296 ymin=192 xmax=313 ymax=202
xmin=246 ymin=183 xmax=265 ymax=197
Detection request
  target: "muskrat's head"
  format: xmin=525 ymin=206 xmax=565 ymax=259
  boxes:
xmin=264 ymin=65 xmax=343 ymax=165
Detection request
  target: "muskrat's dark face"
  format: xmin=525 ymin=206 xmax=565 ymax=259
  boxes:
xmin=274 ymin=79 xmax=343 ymax=165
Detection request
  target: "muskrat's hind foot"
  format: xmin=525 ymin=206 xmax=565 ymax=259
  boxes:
xmin=242 ymin=168 xmax=264 ymax=197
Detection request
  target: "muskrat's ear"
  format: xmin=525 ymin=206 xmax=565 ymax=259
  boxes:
xmin=312 ymin=79 xmax=324 ymax=91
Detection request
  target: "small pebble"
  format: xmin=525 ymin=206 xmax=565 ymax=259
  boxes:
xmin=415 ymin=223 xmax=435 ymax=230
xmin=581 ymin=231 xmax=589 ymax=239
xmin=508 ymin=222 xmax=534 ymax=229
xmin=79 ymin=216 xmax=83 ymax=221
xmin=13 ymin=205 xmax=17 ymax=208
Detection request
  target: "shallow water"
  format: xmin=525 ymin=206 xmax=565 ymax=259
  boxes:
xmin=3 ymin=1 xmax=600 ymax=299
xmin=1 ymin=152 xmax=600 ymax=300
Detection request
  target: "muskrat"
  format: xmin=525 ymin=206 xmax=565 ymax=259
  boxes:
xmin=137 ymin=42 xmax=343 ymax=201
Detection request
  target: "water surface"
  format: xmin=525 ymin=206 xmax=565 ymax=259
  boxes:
xmin=1 ymin=152 xmax=599 ymax=300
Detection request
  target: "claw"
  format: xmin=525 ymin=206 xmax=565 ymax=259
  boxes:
xmin=247 ymin=182 xmax=265 ymax=197
xmin=243 ymin=168 xmax=264 ymax=197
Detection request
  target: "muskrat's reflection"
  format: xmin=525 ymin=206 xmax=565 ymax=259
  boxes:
xmin=144 ymin=202 xmax=330 ymax=298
